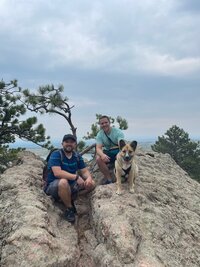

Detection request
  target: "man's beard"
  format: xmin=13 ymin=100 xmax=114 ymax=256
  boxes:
xmin=63 ymin=146 xmax=73 ymax=153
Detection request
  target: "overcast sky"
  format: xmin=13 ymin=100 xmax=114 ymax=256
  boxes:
xmin=1 ymin=0 xmax=200 ymax=142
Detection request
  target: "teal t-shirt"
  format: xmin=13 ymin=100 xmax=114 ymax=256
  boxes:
xmin=96 ymin=127 xmax=124 ymax=150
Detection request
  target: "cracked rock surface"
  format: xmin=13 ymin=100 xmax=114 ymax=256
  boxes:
xmin=0 ymin=150 xmax=200 ymax=267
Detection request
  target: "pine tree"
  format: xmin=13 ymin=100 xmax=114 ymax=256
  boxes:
xmin=22 ymin=84 xmax=77 ymax=137
xmin=0 ymin=79 xmax=52 ymax=173
xmin=152 ymin=125 xmax=200 ymax=182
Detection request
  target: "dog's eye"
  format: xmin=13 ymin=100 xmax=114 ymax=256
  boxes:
xmin=129 ymin=150 xmax=133 ymax=153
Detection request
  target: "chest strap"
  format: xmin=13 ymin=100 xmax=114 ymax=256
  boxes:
xmin=122 ymin=165 xmax=131 ymax=177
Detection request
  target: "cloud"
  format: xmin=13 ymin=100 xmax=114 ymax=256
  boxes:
xmin=175 ymin=0 xmax=200 ymax=13
xmin=134 ymin=46 xmax=200 ymax=76
xmin=1 ymin=0 xmax=199 ymax=77
xmin=0 ymin=0 xmax=200 ymax=140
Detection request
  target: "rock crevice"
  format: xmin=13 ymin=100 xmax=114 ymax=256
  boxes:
xmin=0 ymin=150 xmax=200 ymax=267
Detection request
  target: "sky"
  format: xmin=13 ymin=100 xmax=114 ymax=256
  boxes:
xmin=1 ymin=0 xmax=200 ymax=142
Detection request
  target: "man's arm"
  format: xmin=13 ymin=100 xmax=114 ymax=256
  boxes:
xmin=96 ymin=143 xmax=104 ymax=157
xmin=96 ymin=143 xmax=110 ymax=162
xmin=80 ymin=167 xmax=93 ymax=181
xmin=117 ymin=129 xmax=125 ymax=143
xmin=51 ymin=166 xmax=77 ymax=181
xmin=49 ymin=151 xmax=78 ymax=181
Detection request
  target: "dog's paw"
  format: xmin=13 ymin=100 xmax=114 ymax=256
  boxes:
xmin=116 ymin=189 xmax=122 ymax=195
xmin=129 ymin=188 xmax=135 ymax=194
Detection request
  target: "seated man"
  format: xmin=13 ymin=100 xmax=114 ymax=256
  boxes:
xmin=96 ymin=115 xmax=124 ymax=184
xmin=44 ymin=134 xmax=95 ymax=223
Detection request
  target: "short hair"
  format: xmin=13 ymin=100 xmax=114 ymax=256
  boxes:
xmin=99 ymin=115 xmax=110 ymax=123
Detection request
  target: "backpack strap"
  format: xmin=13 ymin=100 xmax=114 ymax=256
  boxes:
xmin=46 ymin=148 xmax=62 ymax=162
xmin=104 ymin=131 xmax=118 ymax=146
xmin=74 ymin=151 xmax=81 ymax=163
xmin=59 ymin=149 xmax=64 ymax=163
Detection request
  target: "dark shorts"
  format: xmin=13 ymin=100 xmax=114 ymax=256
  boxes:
xmin=104 ymin=148 xmax=119 ymax=163
xmin=45 ymin=179 xmax=80 ymax=201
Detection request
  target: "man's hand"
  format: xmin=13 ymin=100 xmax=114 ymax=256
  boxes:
xmin=84 ymin=177 xmax=95 ymax=191
xmin=101 ymin=153 xmax=110 ymax=163
xmin=76 ymin=176 xmax=85 ymax=189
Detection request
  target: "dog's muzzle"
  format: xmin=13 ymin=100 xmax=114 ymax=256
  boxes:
xmin=123 ymin=154 xmax=133 ymax=162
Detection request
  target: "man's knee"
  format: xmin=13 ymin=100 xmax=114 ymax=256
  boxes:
xmin=58 ymin=179 xmax=70 ymax=190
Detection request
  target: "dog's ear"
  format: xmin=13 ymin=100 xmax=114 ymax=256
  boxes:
xmin=119 ymin=139 xmax=126 ymax=150
xmin=130 ymin=141 xmax=137 ymax=151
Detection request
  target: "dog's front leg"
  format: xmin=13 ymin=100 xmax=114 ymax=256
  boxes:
xmin=115 ymin=169 xmax=122 ymax=195
xmin=128 ymin=171 xmax=135 ymax=194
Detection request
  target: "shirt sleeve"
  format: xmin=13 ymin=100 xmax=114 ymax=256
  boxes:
xmin=96 ymin=131 xmax=103 ymax=145
xmin=117 ymin=128 xmax=125 ymax=143
xmin=48 ymin=151 xmax=62 ymax=169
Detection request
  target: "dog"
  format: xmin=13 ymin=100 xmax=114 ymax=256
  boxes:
xmin=115 ymin=140 xmax=138 ymax=195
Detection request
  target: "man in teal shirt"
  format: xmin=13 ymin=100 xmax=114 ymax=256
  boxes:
xmin=96 ymin=115 xmax=124 ymax=184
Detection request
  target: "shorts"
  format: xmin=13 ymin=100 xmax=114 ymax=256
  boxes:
xmin=45 ymin=179 xmax=80 ymax=201
xmin=104 ymin=148 xmax=119 ymax=163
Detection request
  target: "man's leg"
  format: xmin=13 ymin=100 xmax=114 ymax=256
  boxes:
xmin=96 ymin=155 xmax=112 ymax=185
xmin=58 ymin=179 xmax=72 ymax=208
xmin=58 ymin=179 xmax=76 ymax=223
xmin=96 ymin=155 xmax=112 ymax=182
xmin=46 ymin=179 xmax=75 ymax=223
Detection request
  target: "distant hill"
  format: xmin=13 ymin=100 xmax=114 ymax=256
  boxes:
xmin=8 ymin=137 xmax=199 ymax=151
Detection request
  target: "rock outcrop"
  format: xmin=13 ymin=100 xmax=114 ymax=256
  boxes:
xmin=0 ymin=150 xmax=200 ymax=267
xmin=0 ymin=152 xmax=79 ymax=267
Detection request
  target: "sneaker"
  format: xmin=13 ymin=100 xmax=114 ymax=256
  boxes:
xmin=102 ymin=179 xmax=113 ymax=185
xmin=64 ymin=207 xmax=76 ymax=223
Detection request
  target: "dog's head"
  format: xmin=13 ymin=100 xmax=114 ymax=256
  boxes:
xmin=119 ymin=140 xmax=137 ymax=162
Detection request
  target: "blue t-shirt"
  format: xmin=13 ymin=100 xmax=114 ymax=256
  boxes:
xmin=96 ymin=127 xmax=124 ymax=150
xmin=47 ymin=149 xmax=86 ymax=186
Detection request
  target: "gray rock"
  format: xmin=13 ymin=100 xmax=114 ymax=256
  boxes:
xmin=0 ymin=150 xmax=200 ymax=267
xmin=90 ymin=151 xmax=200 ymax=267
xmin=0 ymin=151 xmax=79 ymax=267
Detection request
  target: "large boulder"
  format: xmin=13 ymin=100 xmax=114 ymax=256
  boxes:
xmin=89 ymin=152 xmax=200 ymax=267
xmin=0 ymin=150 xmax=200 ymax=267
xmin=0 ymin=151 xmax=79 ymax=267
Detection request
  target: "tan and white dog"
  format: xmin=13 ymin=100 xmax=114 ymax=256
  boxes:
xmin=115 ymin=140 xmax=138 ymax=195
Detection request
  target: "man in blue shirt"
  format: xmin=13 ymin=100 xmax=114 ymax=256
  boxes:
xmin=45 ymin=134 xmax=95 ymax=223
xmin=96 ymin=115 xmax=124 ymax=184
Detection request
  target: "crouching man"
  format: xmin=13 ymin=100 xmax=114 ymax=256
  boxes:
xmin=44 ymin=134 xmax=95 ymax=223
